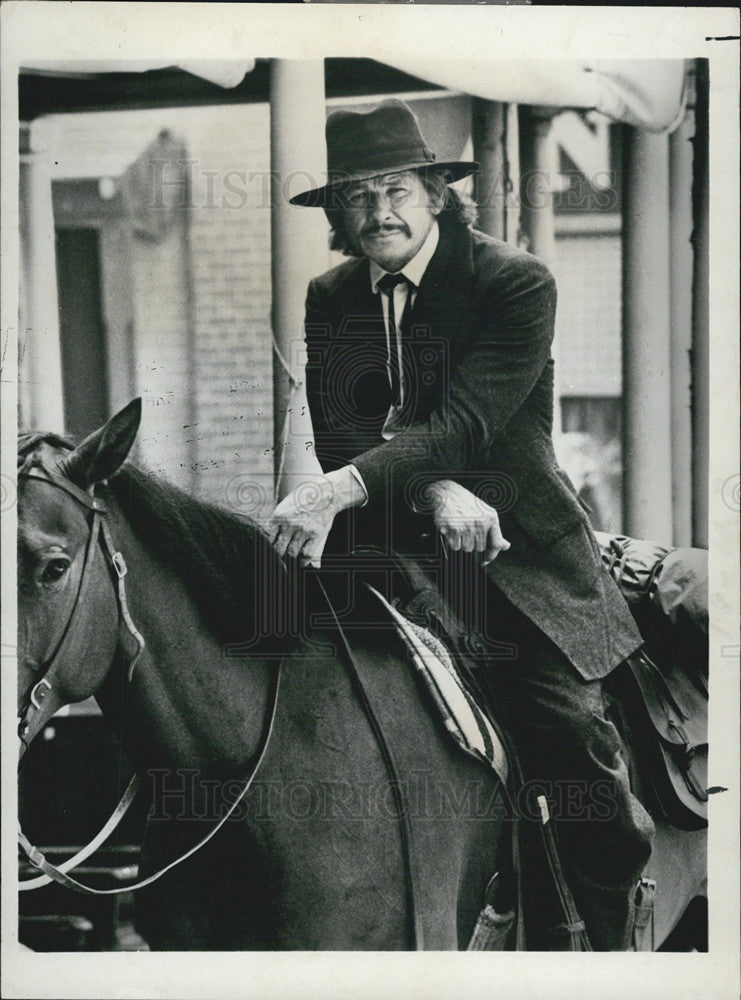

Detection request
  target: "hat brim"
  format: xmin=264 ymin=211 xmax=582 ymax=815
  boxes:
xmin=288 ymin=161 xmax=479 ymax=208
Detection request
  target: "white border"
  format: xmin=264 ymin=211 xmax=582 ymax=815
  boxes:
xmin=2 ymin=4 xmax=739 ymax=999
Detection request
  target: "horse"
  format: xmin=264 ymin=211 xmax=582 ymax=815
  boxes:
xmin=17 ymin=400 xmax=706 ymax=950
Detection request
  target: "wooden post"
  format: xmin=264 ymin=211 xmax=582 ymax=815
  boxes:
xmin=472 ymin=99 xmax=506 ymax=241
xmin=505 ymin=103 xmax=521 ymax=247
xmin=270 ymin=60 xmax=328 ymax=502
xmin=691 ymin=61 xmax=709 ymax=548
xmin=669 ymin=97 xmax=695 ymax=547
xmin=19 ymin=119 xmax=65 ymax=433
xmin=520 ymin=114 xmax=557 ymax=264
xmin=520 ymin=111 xmax=561 ymax=435
xmin=622 ymin=127 xmax=673 ymax=543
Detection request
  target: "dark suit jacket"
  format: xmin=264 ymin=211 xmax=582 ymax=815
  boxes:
xmin=304 ymin=219 xmax=642 ymax=680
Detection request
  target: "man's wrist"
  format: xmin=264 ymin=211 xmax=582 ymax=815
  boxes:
xmin=422 ymin=479 xmax=455 ymax=510
xmin=325 ymin=466 xmax=368 ymax=513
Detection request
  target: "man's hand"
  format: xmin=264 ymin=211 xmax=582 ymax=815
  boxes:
xmin=268 ymin=467 xmax=366 ymax=567
xmin=425 ymin=479 xmax=510 ymax=565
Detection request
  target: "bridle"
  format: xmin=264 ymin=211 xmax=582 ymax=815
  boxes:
xmin=17 ymin=462 xmax=283 ymax=898
xmin=17 ymin=464 xmax=146 ymax=892
xmin=17 ymin=462 xmax=423 ymax=947
xmin=17 ymin=466 xmax=145 ymax=751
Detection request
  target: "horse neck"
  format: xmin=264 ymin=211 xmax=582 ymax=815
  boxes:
xmin=95 ymin=498 xmax=273 ymax=775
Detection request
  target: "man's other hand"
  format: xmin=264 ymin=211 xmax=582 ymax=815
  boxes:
xmin=268 ymin=467 xmax=366 ymax=567
xmin=425 ymin=479 xmax=510 ymax=565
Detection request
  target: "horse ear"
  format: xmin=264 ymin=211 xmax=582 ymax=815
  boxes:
xmin=59 ymin=398 xmax=142 ymax=488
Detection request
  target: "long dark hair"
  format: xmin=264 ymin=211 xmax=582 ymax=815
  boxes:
xmin=325 ymin=172 xmax=479 ymax=257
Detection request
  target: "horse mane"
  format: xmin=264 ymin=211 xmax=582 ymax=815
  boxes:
xmin=106 ymin=465 xmax=298 ymax=656
xmin=18 ymin=430 xmax=303 ymax=656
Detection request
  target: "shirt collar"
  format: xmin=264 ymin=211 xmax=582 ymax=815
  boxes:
xmin=369 ymin=221 xmax=440 ymax=294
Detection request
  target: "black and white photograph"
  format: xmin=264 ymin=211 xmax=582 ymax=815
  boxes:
xmin=2 ymin=4 xmax=739 ymax=999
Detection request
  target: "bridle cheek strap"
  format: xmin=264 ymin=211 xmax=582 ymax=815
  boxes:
xmin=100 ymin=519 xmax=145 ymax=681
xmin=18 ymin=509 xmax=103 ymax=748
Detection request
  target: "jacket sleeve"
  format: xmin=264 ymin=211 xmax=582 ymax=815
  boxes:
xmin=351 ymin=254 xmax=557 ymax=502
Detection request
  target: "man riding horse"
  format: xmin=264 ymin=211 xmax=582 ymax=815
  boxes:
xmin=267 ymin=98 xmax=653 ymax=949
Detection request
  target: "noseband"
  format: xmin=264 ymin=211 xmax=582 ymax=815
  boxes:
xmin=18 ymin=466 xmax=145 ymax=749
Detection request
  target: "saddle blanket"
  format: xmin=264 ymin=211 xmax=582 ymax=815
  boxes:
xmin=366 ymin=585 xmax=508 ymax=784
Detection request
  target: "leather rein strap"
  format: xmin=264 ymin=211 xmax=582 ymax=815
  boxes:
xmin=311 ymin=571 xmax=425 ymax=951
xmin=19 ymin=666 xmax=282 ymax=896
xmin=19 ymin=773 xmax=141 ymax=893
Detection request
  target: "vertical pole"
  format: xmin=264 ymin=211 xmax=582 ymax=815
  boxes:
xmin=472 ymin=99 xmax=506 ymax=241
xmin=19 ymin=119 xmax=65 ymax=433
xmin=669 ymin=96 xmax=695 ymax=547
xmin=270 ymin=60 xmax=328 ymax=502
xmin=621 ymin=127 xmax=673 ymax=543
xmin=505 ymin=103 xmax=521 ymax=247
xmin=520 ymin=111 xmax=561 ymax=435
xmin=521 ymin=115 xmax=557 ymax=264
xmin=691 ymin=60 xmax=709 ymax=548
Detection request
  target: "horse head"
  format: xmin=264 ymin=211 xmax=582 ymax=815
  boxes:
xmin=17 ymin=399 xmax=142 ymax=755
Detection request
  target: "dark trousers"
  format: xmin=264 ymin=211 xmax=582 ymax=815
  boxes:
xmin=476 ymin=579 xmax=655 ymax=950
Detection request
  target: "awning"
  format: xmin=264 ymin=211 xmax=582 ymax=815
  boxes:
xmin=18 ymin=58 xmax=685 ymax=132
xmin=20 ymin=60 xmax=254 ymax=89
xmin=20 ymin=57 xmax=687 ymax=132
xmin=380 ymin=58 xmax=688 ymax=133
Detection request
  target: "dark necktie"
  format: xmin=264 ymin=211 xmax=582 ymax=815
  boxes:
xmin=377 ymin=272 xmax=410 ymax=406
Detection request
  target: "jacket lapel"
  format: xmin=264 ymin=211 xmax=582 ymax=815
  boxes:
xmin=410 ymin=222 xmax=476 ymax=355
xmin=330 ymin=257 xmax=384 ymax=335
xmin=325 ymin=257 xmax=392 ymax=422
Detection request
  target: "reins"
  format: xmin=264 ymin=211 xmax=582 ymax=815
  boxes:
xmin=19 ymin=668 xmax=282 ymax=896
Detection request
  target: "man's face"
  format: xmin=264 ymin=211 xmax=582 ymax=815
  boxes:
xmin=340 ymin=171 xmax=443 ymax=272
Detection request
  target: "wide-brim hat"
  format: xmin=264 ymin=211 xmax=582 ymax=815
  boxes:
xmin=289 ymin=98 xmax=478 ymax=208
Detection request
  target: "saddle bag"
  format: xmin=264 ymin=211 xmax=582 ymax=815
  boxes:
xmin=598 ymin=534 xmax=709 ymax=830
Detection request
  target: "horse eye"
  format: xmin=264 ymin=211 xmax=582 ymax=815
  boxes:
xmin=40 ymin=558 xmax=70 ymax=585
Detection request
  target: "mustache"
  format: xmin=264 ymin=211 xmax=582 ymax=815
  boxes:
xmin=361 ymin=222 xmax=411 ymax=239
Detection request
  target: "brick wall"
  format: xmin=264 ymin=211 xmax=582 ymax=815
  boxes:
xmin=183 ymin=104 xmax=273 ymax=513
xmin=48 ymin=103 xmax=275 ymax=509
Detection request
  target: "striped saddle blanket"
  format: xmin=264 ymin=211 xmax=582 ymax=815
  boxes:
xmin=367 ymin=585 xmax=508 ymax=785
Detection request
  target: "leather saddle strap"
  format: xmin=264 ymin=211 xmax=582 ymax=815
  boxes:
xmin=312 ymin=571 xmax=425 ymax=951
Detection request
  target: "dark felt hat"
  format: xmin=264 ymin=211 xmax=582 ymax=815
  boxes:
xmin=289 ymin=98 xmax=478 ymax=208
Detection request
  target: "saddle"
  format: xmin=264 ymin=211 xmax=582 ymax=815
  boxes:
xmin=342 ymin=545 xmax=590 ymax=951
xmin=597 ymin=534 xmax=709 ymax=831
